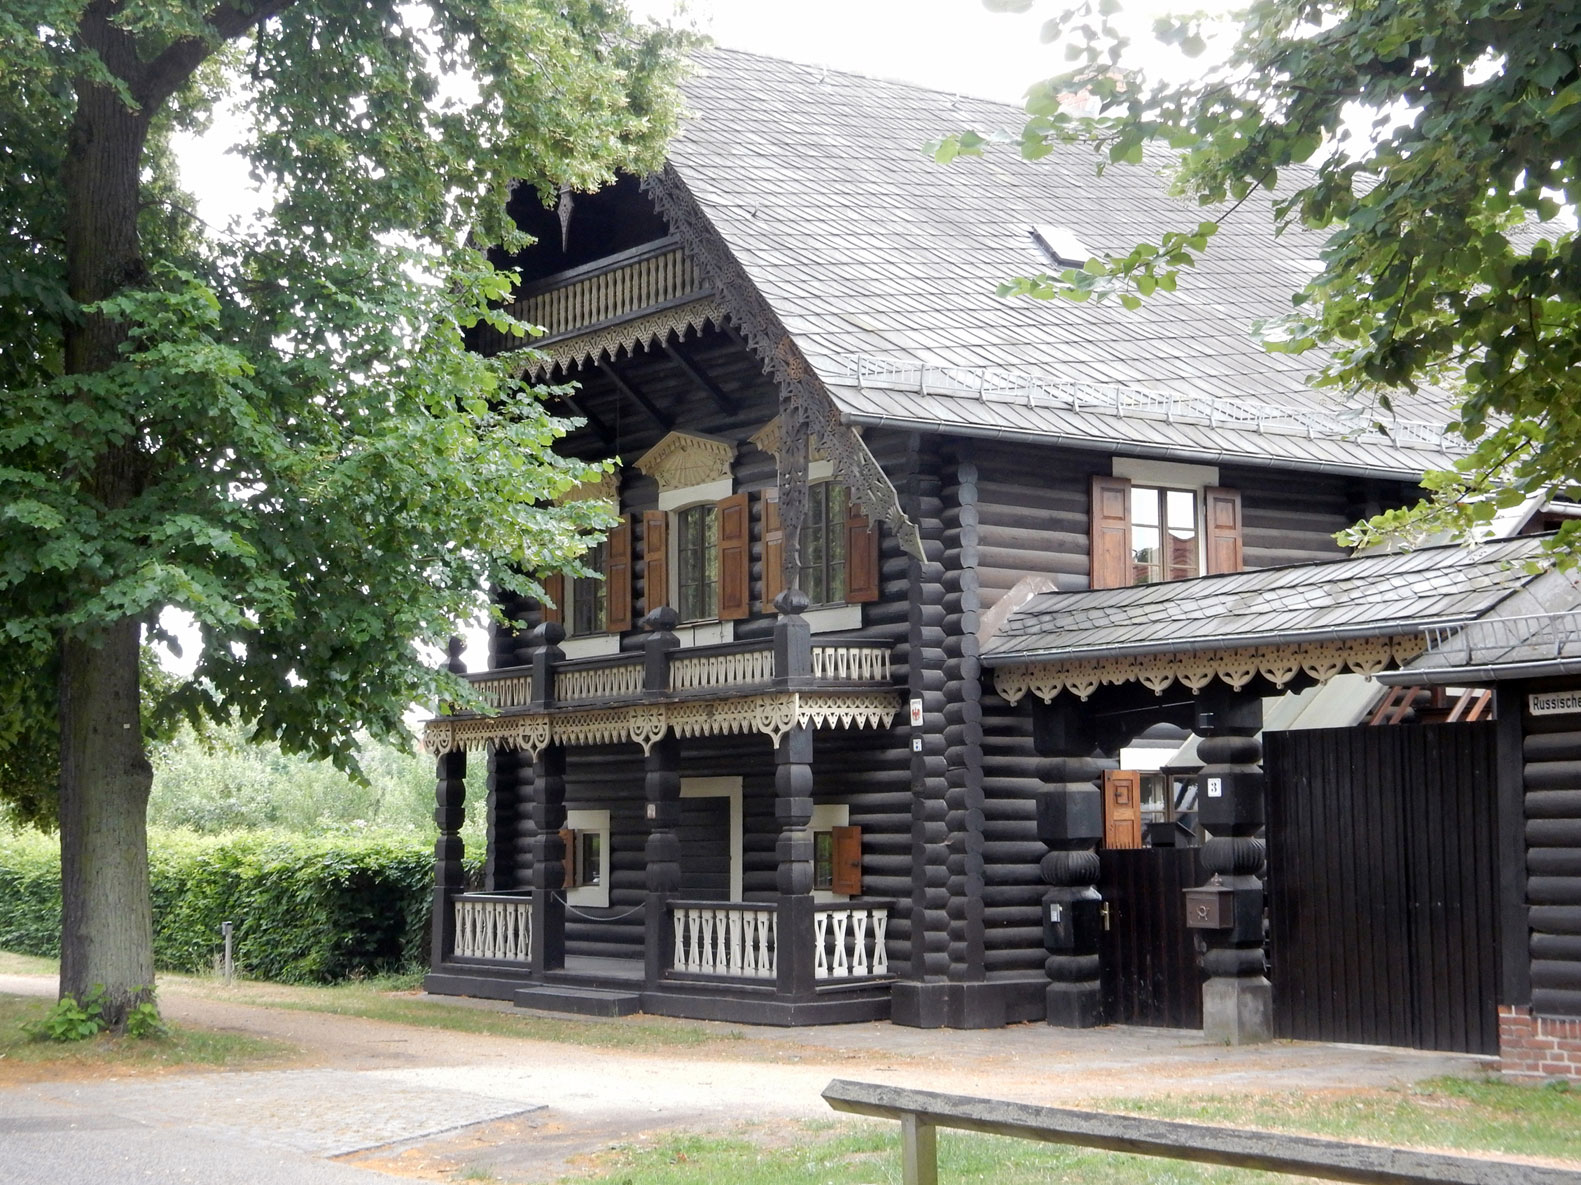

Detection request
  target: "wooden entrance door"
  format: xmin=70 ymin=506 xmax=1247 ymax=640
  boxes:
xmin=677 ymin=796 xmax=731 ymax=900
xmin=1103 ymin=769 xmax=1143 ymax=850
xmin=1097 ymin=846 xmax=1205 ymax=1027
xmin=1264 ymin=723 xmax=1500 ymax=1054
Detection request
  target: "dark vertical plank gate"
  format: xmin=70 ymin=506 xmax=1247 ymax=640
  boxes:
xmin=1265 ymin=723 xmax=1500 ymax=1054
xmin=1098 ymin=847 xmax=1204 ymax=1028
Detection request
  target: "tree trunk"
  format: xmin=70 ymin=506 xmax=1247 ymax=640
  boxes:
xmin=57 ymin=4 xmax=159 ymax=1028
xmin=58 ymin=620 xmax=156 ymax=1026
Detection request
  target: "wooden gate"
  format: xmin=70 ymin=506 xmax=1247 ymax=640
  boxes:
xmin=1097 ymin=846 xmax=1204 ymax=1028
xmin=1265 ymin=723 xmax=1500 ymax=1054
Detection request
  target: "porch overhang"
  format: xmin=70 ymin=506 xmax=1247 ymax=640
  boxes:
xmin=983 ymin=535 xmax=1560 ymax=704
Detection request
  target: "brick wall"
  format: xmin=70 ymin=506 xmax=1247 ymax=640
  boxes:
xmin=1500 ymin=1005 xmax=1581 ymax=1080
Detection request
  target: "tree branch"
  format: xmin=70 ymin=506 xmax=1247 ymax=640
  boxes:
xmin=135 ymin=0 xmax=298 ymax=111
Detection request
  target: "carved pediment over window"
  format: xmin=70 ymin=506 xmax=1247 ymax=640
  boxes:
xmin=634 ymin=431 xmax=735 ymax=491
xmin=749 ymin=416 xmax=830 ymax=464
xmin=557 ymin=469 xmax=620 ymax=507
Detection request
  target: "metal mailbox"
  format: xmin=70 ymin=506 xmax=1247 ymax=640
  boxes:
xmin=1184 ymin=885 xmax=1235 ymax=930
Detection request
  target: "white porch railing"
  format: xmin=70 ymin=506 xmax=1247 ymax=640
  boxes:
xmin=815 ymin=902 xmax=890 ymax=980
xmin=669 ymin=647 xmax=776 ymax=693
xmin=670 ymin=901 xmax=778 ymax=979
xmin=555 ymin=659 xmax=645 ymax=704
xmin=453 ymin=892 xmax=532 ymax=963
xmin=811 ymin=644 xmax=892 ymax=683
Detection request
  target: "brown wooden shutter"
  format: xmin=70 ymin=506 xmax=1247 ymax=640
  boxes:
xmin=541 ymin=573 xmax=564 ymax=626
xmin=605 ymin=516 xmax=632 ymax=632
xmin=717 ymin=492 xmax=751 ymax=620
xmin=1204 ymin=486 xmax=1244 ymax=575
xmin=845 ymin=499 xmax=880 ymax=603
xmin=831 ymin=826 xmax=862 ymax=896
xmin=1102 ymin=770 xmax=1143 ymax=850
xmin=1089 ymin=475 xmax=1132 ymax=590
xmin=642 ymin=509 xmax=668 ymax=614
xmin=760 ymin=492 xmax=785 ymax=612
xmin=558 ymin=828 xmax=578 ymax=888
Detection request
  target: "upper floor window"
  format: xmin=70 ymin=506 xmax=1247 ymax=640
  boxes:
xmin=1131 ymin=486 xmax=1199 ymax=585
xmin=675 ymin=502 xmax=720 ymax=622
xmin=572 ymin=540 xmax=609 ymax=636
xmin=1091 ymin=471 xmax=1241 ymax=590
xmin=803 ymin=481 xmax=850 ymax=604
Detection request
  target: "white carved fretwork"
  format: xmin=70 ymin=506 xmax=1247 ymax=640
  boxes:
xmin=811 ymin=645 xmax=891 ymax=683
xmin=634 ymin=430 xmax=736 ymax=492
xmin=813 ymin=903 xmax=890 ymax=980
xmin=422 ymin=690 xmax=901 ymax=756
xmin=555 ymin=661 xmax=645 ymax=704
xmin=670 ymin=648 xmax=775 ymax=692
xmin=452 ymin=893 xmax=532 ymax=963
xmin=475 ymin=673 xmax=533 ymax=711
xmin=671 ymin=902 xmax=777 ymax=980
xmin=992 ymin=634 xmax=1429 ymax=704
xmin=528 ymin=299 xmax=726 ymax=374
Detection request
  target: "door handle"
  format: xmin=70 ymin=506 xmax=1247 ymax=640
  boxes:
xmin=1100 ymin=902 xmax=1111 ymax=931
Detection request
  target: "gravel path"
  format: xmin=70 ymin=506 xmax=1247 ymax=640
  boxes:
xmin=0 ymin=971 xmax=1493 ymax=1183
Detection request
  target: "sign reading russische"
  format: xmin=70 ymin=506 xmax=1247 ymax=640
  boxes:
xmin=1529 ymin=690 xmax=1581 ymax=717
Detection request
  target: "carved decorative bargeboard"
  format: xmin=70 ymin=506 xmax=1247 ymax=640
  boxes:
xmin=518 ymin=298 xmax=726 ymax=374
xmin=993 ymin=634 xmax=1428 ymax=704
xmin=424 ymin=690 xmax=900 ymax=758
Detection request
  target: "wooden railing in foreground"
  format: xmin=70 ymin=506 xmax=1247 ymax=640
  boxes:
xmin=453 ymin=892 xmax=532 ymax=963
xmin=821 ymin=1080 xmax=1581 ymax=1185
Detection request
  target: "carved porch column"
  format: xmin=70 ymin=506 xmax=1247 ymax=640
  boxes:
xmin=774 ymin=589 xmax=818 ymax=1000
xmin=642 ymin=608 xmax=682 ymax=991
xmin=430 ymin=637 xmax=468 ymax=969
xmin=1032 ymin=699 xmax=1105 ymax=1028
xmin=524 ymin=623 xmax=566 ymax=977
xmin=1193 ymin=684 xmax=1272 ymax=1044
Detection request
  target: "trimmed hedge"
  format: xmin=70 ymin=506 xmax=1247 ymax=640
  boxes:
xmin=0 ymin=829 xmax=471 ymax=983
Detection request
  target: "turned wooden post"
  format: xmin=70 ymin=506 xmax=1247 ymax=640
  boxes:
xmin=774 ymin=588 xmax=818 ymax=999
xmin=1032 ymin=699 xmax=1105 ymax=1029
xmin=430 ymin=637 xmax=468 ymax=967
xmin=643 ymin=607 xmax=682 ymax=990
xmin=527 ymin=623 xmax=566 ymax=976
xmin=1193 ymin=684 xmax=1271 ymax=1043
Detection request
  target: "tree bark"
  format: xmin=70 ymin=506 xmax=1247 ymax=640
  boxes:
xmin=57 ymin=2 xmax=159 ymax=1027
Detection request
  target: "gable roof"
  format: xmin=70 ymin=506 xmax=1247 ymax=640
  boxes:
xmin=980 ymin=535 xmax=1559 ymax=666
xmin=660 ymin=48 xmax=1461 ymax=479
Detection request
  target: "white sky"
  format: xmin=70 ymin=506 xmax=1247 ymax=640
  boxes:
xmin=164 ymin=0 xmax=1227 ymax=678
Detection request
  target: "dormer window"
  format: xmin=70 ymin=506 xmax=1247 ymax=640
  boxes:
xmin=1032 ymin=224 xmax=1096 ymax=268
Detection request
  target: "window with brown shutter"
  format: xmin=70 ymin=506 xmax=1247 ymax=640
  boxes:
xmin=558 ymin=827 xmax=578 ymax=888
xmin=760 ymin=492 xmax=785 ymax=612
xmin=1204 ymin=486 xmax=1244 ymax=575
xmin=541 ymin=573 xmax=564 ymax=625
xmin=831 ymin=826 xmax=863 ymax=896
xmin=642 ymin=509 xmax=669 ymax=614
xmin=717 ymin=492 xmax=751 ymax=620
xmin=604 ymin=516 xmax=632 ymax=632
xmin=844 ymin=500 xmax=880 ymax=603
xmin=1090 ymin=475 xmax=1132 ymax=590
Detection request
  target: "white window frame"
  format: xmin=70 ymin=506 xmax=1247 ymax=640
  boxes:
xmin=680 ymin=775 xmax=743 ymax=901
xmin=661 ymin=477 xmax=732 ymax=630
xmin=810 ymin=802 xmax=851 ymax=903
xmin=564 ymin=808 xmax=611 ymax=908
xmin=1111 ymin=458 xmax=1221 ymax=584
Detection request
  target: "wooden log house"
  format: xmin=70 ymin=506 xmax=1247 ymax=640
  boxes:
xmin=420 ymin=49 xmax=1581 ymax=1072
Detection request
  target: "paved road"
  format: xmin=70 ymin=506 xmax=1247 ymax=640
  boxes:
xmin=0 ymin=971 xmax=1493 ymax=1184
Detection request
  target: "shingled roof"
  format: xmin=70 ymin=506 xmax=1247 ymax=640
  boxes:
xmin=981 ymin=536 xmax=1559 ymax=666
xmin=662 ymin=48 xmax=1462 ymax=478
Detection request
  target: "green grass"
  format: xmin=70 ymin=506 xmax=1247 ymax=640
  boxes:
xmin=0 ymin=950 xmax=59 ymax=976
xmin=0 ymin=993 xmax=292 ymax=1076
xmin=572 ymin=1080 xmax=1581 ymax=1185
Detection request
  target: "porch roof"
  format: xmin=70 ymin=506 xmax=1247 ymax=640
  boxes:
xmin=982 ymin=536 xmax=1554 ymax=669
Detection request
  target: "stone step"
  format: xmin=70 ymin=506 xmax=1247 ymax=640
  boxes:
xmin=513 ymin=984 xmax=643 ymax=1018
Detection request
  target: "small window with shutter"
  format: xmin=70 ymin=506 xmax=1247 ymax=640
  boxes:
xmin=1091 ymin=468 xmax=1242 ymax=588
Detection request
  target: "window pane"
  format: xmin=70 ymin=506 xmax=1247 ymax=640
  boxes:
xmin=1132 ymin=525 xmax=1161 ymax=585
xmin=581 ymin=832 xmax=602 ymax=887
xmin=1165 ymin=489 xmax=1196 ymax=530
xmin=1165 ymin=490 xmax=1198 ymax=581
xmin=572 ymin=541 xmax=607 ymax=636
xmin=677 ymin=504 xmax=718 ymax=622
xmin=813 ymin=831 xmax=833 ymax=890
xmin=1132 ymin=486 xmax=1160 ymax=527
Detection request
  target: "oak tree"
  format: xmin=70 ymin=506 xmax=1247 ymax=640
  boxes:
xmin=948 ymin=0 xmax=1581 ymax=546
xmin=0 ymin=0 xmax=685 ymax=1025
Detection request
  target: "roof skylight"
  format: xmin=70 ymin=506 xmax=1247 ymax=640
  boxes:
xmin=1032 ymin=224 xmax=1095 ymax=268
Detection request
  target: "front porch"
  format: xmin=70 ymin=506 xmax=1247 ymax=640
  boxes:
xmin=426 ymin=892 xmax=896 ymax=1023
xmin=422 ymin=596 xmax=903 ymax=1025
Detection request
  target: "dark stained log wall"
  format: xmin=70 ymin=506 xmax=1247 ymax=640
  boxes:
xmin=1522 ymin=705 xmax=1581 ymax=1018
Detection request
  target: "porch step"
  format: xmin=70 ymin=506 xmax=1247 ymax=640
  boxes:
xmin=513 ymin=984 xmax=643 ymax=1018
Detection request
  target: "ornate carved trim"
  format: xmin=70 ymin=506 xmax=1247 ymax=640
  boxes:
xmin=992 ymin=635 xmax=1428 ymax=704
xmin=750 ymin=416 xmax=829 ymax=464
xmin=423 ymin=690 xmax=900 ymax=757
xmin=511 ymin=298 xmax=726 ymax=376
xmin=556 ymin=470 xmax=620 ymax=507
xmin=634 ymin=429 xmax=736 ymax=492
xmin=642 ymin=167 xmax=922 ymax=559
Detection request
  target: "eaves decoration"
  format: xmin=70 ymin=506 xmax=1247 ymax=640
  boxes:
xmin=642 ymin=166 xmax=922 ymax=559
xmin=993 ymin=635 xmax=1428 ymax=704
xmin=634 ymin=430 xmax=736 ymax=491
xmin=423 ymin=690 xmax=901 ymax=757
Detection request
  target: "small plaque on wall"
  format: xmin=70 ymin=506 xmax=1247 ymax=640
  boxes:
xmin=1530 ymin=691 xmax=1581 ymax=717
